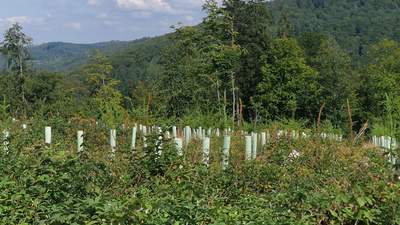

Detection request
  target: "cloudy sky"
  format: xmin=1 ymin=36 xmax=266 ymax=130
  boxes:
xmin=0 ymin=0 xmax=210 ymax=44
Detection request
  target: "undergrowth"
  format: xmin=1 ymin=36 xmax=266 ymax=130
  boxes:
xmin=0 ymin=124 xmax=399 ymax=224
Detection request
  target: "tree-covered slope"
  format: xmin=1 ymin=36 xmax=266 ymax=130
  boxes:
xmin=269 ymin=0 xmax=400 ymax=57
xmin=2 ymin=0 xmax=400 ymax=73
xmin=109 ymin=35 xmax=171 ymax=95
xmin=108 ymin=0 xmax=400 ymax=89
xmin=0 ymin=38 xmax=159 ymax=72
xmin=27 ymin=38 xmax=154 ymax=71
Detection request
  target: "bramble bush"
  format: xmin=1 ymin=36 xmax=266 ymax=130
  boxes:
xmin=0 ymin=124 xmax=399 ymax=224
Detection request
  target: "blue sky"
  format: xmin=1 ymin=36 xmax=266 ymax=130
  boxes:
xmin=0 ymin=0 xmax=210 ymax=44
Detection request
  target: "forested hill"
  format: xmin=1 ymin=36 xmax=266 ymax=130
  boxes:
xmin=29 ymin=41 xmax=127 ymax=71
xmin=11 ymin=0 xmax=399 ymax=72
xmin=269 ymin=0 xmax=400 ymax=57
xmin=104 ymin=0 xmax=400 ymax=94
xmin=2 ymin=0 xmax=400 ymax=130
xmin=0 ymin=37 xmax=161 ymax=72
xmin=27 ymin=38 xmax=159 ymax=71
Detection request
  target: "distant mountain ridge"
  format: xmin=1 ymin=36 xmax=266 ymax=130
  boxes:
xmin=1 ymin=0 xmax=400 ymax=72
xmin=0 ymin=38 xmax=155 ymax=72
xmin=28 ymin=38 xmax=153 ymax=71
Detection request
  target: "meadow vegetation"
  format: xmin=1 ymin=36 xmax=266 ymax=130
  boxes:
xmin=0 ymin=120 xmax=399 ymax=224
xmin=1 ymin=0 xmax=400 ymax=224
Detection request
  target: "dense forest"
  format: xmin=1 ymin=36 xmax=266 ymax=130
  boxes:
xmin=4 ymin=0 xmax=400 ymax=72
xmin=1 ymin=0 xmax=400 ymax=224
xmin=1 ymin=0 xmax=400 ymax=135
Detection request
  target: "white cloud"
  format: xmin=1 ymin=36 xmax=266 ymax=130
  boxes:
xmin=65 ymin=22 xmax=81 ymax=30
xmin=185 ymin=15 xmax=194 ymax=22
xmin=172 ymin=0 xmax=222 ymax=8
xmin=0 ymin=16 xmax=45 ymax=30
xmin=5 ymin=16 xmax=31 ymax=25
xmin=104 ymin=20 xmax=120 ymax=26
xmin=176 ymin=0 xmax=203 ymax=8
xmin=97 ymin=13 xmax=108 ymax=19
xmin=116 ymin=0 xmax=172 ymax=12
xmin=88 ymin=0 xmax=100 ymax=6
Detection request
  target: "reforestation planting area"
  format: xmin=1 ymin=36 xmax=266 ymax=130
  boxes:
xmin=0 ymin=120 xmax=399 ymax=224
xmin=1 ymin=0 xmax=400 ymax=224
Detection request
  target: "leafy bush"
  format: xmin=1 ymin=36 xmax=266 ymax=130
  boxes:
xmin=0 ymin=124 xmax=399 ymax=224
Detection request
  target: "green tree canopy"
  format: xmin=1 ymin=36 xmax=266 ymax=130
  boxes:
xmin=254 ymin=38 xmax=321 ymax=121
xmin=361 ymin=39 xmax=400 ymax=118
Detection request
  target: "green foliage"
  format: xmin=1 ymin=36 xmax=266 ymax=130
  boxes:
xmin=179 ymin=111 xmax=232 ymax=129
xmin=1 ymin=1 xmax=400 ymax=133
xmin=156 ymin=26 xmax=214 ymax=117
xmin=94 ymin=83 xmax=125 ymax=128
xmin=0 ymin=126 xmax=399 ymax=224
xmin=82 ymin=51 xmax=126 ymax=128
xmin=82 ymin=50 xmax=114 ymax=94
xmin=0 ymin=23 xmax=33 ymax=117
xmin=372 ymin=94 xmax=400 ymax=141
xmin=1 ymin=9 xmax=400 ymax=224
xmin=0 ymin=23 xmax=32 ymax=73
xmin=371 ymin=122 xmax=391 ymax=137
xmin=3 ymin=0 xmax=400 ymax=73
xmin=270 ymin=118 xmax=308 ymax=131
xmin=133 ymin=128 xmax=182 ymax=177
xmin=110 ymin=36 xmax=168 ymax=96
xmin=24 ymin=71 xmax=64 ymax=115
xmin=254 ymin=38 xmax=321 ymax=121
xmin=0 ymin=96 xmax=10 ymax=122
xmin=0 ymin=148 xmax=113 ymax=224
xmin=26 ymin=40 xmax=145 ymax=72
xmin=383 ymin=94 xmax=400 ymax=138
xmin=269 ymin=0 xmax=400 ymax=58
xmin=361 ymin=39 xmax=400 ymax=119
xmin=308 ymin=37 xmax=359 ymax=125
xmin=320 ymin=120 xmax=342 ymax=135
xmin=224 ymin=0 xmax=272 ymax=118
